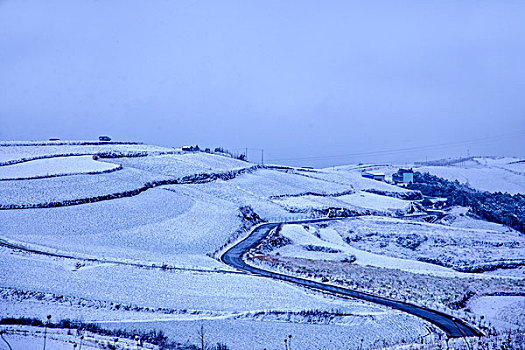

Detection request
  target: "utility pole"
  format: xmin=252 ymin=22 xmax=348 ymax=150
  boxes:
xmin=261 ymin=149 xmax=264 ymax=166
xmin=43 ymin=315 xmax=51 ymax=350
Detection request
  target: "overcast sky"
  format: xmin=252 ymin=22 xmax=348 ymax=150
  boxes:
xmin=1 ymin=0 xmax=524 ymax=167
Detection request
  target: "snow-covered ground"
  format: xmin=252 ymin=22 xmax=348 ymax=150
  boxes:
xmin=0 ymin=325 xmax=155 ymax=350
xmin=267 ymin=224 xmax=459 ymax=276
xmin=2 ymin=142 xmax=524 ymax=348
xmin=0 ymin=245 xmax=380 ymax=316
xmin=247 ymin=219 xmax=525 ymax=334
xmin=0 ymin=142 xmax=433 ymax=348
xmin=0 ymin=187 xmax=241 ymax=267
xmin=275 ymin=191 xmax=411 ymax=213
xmin=100 ymin=313 xmax=434 ymax=350
xmin=266 ymin=219 xmax=525 ymax=276
xmin=315 ymin=165 xmax=410 ymax=193
xmin=468 ymin=295 xmax=525 ymax=329
xmin=414 ymin=156 xmax=525 ymax=194
xmin=0 ymin=155 xmax=120 ymax=180
xmin=0 ymin=167 xmax=168 ymax=207
xmin=327 ymin=216 xmax=525 ymax=273
xmin=417 ymin=164 xmax=525 ymax=194
xmin=0 ymin=141 xmax=174 ymax=165
xmin=332 ymin=156 xmax=525 ymax=194
xmin=0 ymin=243 xmax=431 ymax=350
xmin=110 ymin=152 xmax=250 ymax=177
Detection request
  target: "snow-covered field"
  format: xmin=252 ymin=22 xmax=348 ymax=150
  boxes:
xmin=0 ymin=167 xmax=167 ymax=207
xmin=273 ymin=219 xmax=521 ymax=274
xmin=275 ymin=191 xmax=411 ymax=213
xmin=0 ymin=141 xmax=173 ymax=165
xmin=101 ymin=313 xmax=434 ymax=350
xmin=0 ymin=246 xmax=369 ymax=315
xmin=2 ymin=142 xmax=524 ymax=348
xmin=265 ymin=223 xmax=463 ymax=275
xmin=0 ymin=155 xmax=121 ymax=180
xmin=110 ymin=152 xmax=250 ymax=177
xmin=0 ymin=325 xmax=156 ymax=350
xmin=417 ymin=165 xmax=525 ymax=194
xmin=334 ymin=156 xmax=525 ymax=194
xmin=246 ymin=219 xmax=525 ymax=335
xmin=0 ymin=188 xmax=239 ymax=267
xmin=327 ymin=216 xmax=525 ymax=273
xmin=0 ymin=243 xmax=430 ymax=350
xmin=414 ymin=156 xmax=525 ymax=194
xmin=468 ymin=295 xmax=525 ymax=329
xmin=311 ymin=165 xmax=410 ymax=193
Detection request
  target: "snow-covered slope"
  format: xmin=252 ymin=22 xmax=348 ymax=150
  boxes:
xmin=0 ymin=155 xmax=120 ymax=180
xmin=2 ymin=143 xmax=522 ymax=348
xmin=415 ymin=156 xmax=525 ymax=194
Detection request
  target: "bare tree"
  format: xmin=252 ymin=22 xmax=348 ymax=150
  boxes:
xmin=197 ymin=324 xmax=206 ymax=350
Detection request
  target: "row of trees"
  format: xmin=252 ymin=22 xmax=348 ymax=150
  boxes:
xmin=185 ymin=145 xmax=247 ymax=161
xmin=408 ymin=172 xmax=525 ymax=234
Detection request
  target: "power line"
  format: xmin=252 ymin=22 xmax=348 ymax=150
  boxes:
xmin=266 ymin=129 xmax=525 ymax=162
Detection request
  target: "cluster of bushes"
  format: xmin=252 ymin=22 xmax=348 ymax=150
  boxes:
xmin=302 ymin=244 xmax=342 ymax=253
xmin=238 ymin=205 xmax=263 ymax=225
xmin=363 ymin=188 xmax=423 ymax=200
xmin=257 ymin=232 xmax=293 ymax=253
xmin=184 ymin=145 xmax=247 ymax=161
xmin=315 ymin=207 xmax=369 ymax=218
xmin=408 ymin=172 xmax=525 ymax=234
xmin=269 ymin=189 xmax=354 ymax=200
xmin=94 ymin=151 xmax=150 ymax=159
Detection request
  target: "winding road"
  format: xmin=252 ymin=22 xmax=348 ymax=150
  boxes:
xmin=220 ymin=220 xmax=484 ymax=338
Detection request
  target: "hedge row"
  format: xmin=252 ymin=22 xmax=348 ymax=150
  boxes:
xmin=416 ymin=256 xmax=525 ymax=273
xmin=0 ymin=150 xmax=166 ymax=166
xmin=269 ymin=190 xmax=354 ymax=200
xmin=0 ymin=165 xmax=259 ymax=210
xmin=363 ymin=188 xmax=423 ymax=200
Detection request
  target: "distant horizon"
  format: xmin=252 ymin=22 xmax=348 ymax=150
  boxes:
xmin=1 ymin=136 xmax=523 ymax=169
xmin=2 ymin=1 xmax=525 ymax=168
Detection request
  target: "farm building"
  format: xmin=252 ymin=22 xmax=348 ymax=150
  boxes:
xmin=393 ymin=168 xmax=414 ymax=184
xmin=362 ymin=172 xmax=386 ymax=181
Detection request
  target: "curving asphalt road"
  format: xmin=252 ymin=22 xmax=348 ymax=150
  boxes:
xmin=220 ymin=220 xmax=484 ymax=338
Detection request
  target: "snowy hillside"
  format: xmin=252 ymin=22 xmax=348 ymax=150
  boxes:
xmin=1 ymin=142 xmax=523 ymax=349
xmin=416 ymin=157 xmax=525 ymax=194
xmin=0 ymin=155 xmax=121 ymax=180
